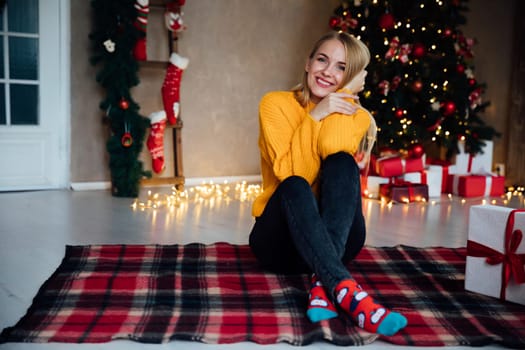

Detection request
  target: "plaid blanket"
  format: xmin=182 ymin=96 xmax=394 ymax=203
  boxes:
xmin=1 ymin=243 xmax=524 ymax=347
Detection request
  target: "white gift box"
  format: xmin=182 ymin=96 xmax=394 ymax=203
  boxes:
xmin=454 ymin=140 xmax=493 ymax=174
xmin=403 ymin=165 xmax=443 ymax=197
xmin=465 ymin=205 xmax=525 ymax=305
xmin=361 ymin=175 xmax=390 ymax=199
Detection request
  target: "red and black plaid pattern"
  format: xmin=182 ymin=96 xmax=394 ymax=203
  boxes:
xmin=1 ymin=243 xmax=524 ymax=347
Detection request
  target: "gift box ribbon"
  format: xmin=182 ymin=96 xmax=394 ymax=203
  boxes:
xmin=466 ymin=209 xmax=525 ymax=301
xmin=427 ymin=159 xmax=451 ymax=193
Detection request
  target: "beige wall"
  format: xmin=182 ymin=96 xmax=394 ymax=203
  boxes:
xmin=461 ymin=0 xmax=517 ymax=173
xmin=70 ymin=0 xmax=517 ymax=183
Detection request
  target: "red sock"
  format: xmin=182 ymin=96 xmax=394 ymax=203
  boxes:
xmin=147 ymin=111 xmax=167 ymax=173
xmin=335 ymin=279 xmax=407 ymax=336
xmin=133 ymin=0 xmax=149 ymax=61
xmin=306 ymin=274 xmax=338 ymax=322
xmin=161 ymin=52 xmax=189 ymax=125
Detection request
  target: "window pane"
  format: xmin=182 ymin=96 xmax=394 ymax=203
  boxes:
xmin=0 ymin=39 xmax=4 ymax=79
xmin=9 ymin=37 xmax=38 ymax=80
xmin=10 ymin=84 xmax=38 ymax=125
xmin=0 ymin=84 xmax=5 ymax=125
xmin=7 ymin=0 xmax=38 ymax=34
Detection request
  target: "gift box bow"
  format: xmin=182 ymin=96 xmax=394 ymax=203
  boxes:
xmin=467 ymin=209 xmax=525 ymax=301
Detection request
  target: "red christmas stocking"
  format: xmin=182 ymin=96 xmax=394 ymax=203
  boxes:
xmin=133 ymin=0 xmax=149 ymax=61
xmin=147 ymin=111 xmax=167 ymax=173
xmin=162 ymin=52 xmax=189 ymax=125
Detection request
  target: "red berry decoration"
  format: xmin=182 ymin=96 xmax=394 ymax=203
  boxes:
xmin=379 ymin=13 xmax=395 ymax=30
xmin=394 ymin=108 xmax=404 ymax=119
xmin=119 ymin=98 xmax=129 ymax=110
xmin=468 ymin=78 xmax=476 ymax=86
xmin=456 ymin=64 xmax=465 ymax=74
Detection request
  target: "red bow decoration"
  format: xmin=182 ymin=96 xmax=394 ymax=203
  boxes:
xmin=378 ymin=76 xmax=401 ymax=96
xmin=385 ymin=36 xmax=400 ymax=60
xmin=385 ymin=36 xmax=412 ymax=63
xmin=330 ymin=12 xmax=358 ymax=31
xmin=467 ymin=209 xmax=525 ymax=300
xmin=398 ymin=44 xmax=412 ymax=63
xmin=469 ymin=87 xmax=482 ymax=109
xmin=454 ymin=32 xmax=475 ymax=59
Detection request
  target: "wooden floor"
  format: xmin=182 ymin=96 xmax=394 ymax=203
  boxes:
xmin=1 ymin=185 xmax=522 ymax=350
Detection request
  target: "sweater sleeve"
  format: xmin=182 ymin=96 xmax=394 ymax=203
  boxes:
xmin=258 ymin=92 xmax=322 ymax=184
xmin=317 ymin=104 xmax=372 ymax=160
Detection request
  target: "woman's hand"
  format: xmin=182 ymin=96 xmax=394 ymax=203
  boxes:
xmin=309 ymin=92 xmax=359 ymax=122
xmin=345 ymin=70 xmax=368 ymax=94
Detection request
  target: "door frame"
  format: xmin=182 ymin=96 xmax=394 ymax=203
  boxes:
xmin=0 ymin=0 xmax=70 ymax=191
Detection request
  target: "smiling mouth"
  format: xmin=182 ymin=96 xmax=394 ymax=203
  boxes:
xmin=316 ymin=77 xmax=333 ymax=88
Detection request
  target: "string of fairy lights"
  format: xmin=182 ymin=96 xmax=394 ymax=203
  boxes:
xmin=131 ymin=181 xmax=524 ymax=211
xmin=131 ymin=181 xmax=262 ymax=211
xmin=376 ymin=185 xmax=525 ymax=209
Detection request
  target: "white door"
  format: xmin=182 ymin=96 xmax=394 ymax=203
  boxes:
xmin=0 ymin=0 xmax=68 ymax=191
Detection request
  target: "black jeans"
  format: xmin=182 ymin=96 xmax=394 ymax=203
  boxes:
xmin=249 ymin=152 xmax=366 ymax=295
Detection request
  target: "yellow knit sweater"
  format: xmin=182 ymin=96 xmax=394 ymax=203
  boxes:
xmin=252 ymin=90 xmax=373 ymax=217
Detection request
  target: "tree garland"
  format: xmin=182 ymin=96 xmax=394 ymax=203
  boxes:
xmin=89 ymin=0 xmax=150 ymax=197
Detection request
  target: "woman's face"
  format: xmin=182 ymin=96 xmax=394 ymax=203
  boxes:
xmin=305 ymin=39 xmax=346 ymax=103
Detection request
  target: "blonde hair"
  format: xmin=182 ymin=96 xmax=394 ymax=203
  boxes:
xmin=292 ymin=31 xmax=370 ymax=107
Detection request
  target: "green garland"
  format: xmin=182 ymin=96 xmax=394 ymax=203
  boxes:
xmin=89 ymin=0 xmax=150 ymax=197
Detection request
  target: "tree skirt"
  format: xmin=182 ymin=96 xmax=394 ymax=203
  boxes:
xmin=1 ymin=243 xmax=524 ymax=347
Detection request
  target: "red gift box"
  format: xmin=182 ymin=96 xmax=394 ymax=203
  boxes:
xmin=379 ymin=180 xmax=429 ymax=203
xmin=375 ymin=155 xmax=425 ymax=177
xmin=446 ymin=174 xmax=505 ymax=197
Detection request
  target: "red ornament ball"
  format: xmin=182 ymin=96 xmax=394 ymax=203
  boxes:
xmin=119 ymin=98 xmax=129 ymax=110
xmin=329 ymin=16 xmax=341 ymax=29
xmin=379 ymin=13 xmax=395 ymax=30
xmin=456 ymin=64 xmax=465 ymax=74
xmin=411 ymin=80 xmax=423 ymax=92
xmin=442 ymin=101 xmax=456 ymax=116
xmin=444 ymin=28 xmax=453 ymax=37
xmin=412 ymin=43 xmax=426 ymax=58
xmin=408 ymin=143 xmax=424 ymax=158
xmin=468 ymin=78 xmax=476 ymax=86
xmin=394 ymin=108 xmax=404 ymax=119
xmin=121 ymin=132 xmax=133 ymax=147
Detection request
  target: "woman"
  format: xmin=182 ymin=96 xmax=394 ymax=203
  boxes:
xmin=249 ymin=31 xmax=407 ymax=336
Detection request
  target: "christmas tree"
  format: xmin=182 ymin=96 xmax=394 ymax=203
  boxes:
xmin=329 ymin=0 xmax=499 ymax=159
xmin=89 ymin=0 xmax=150 ymax=197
